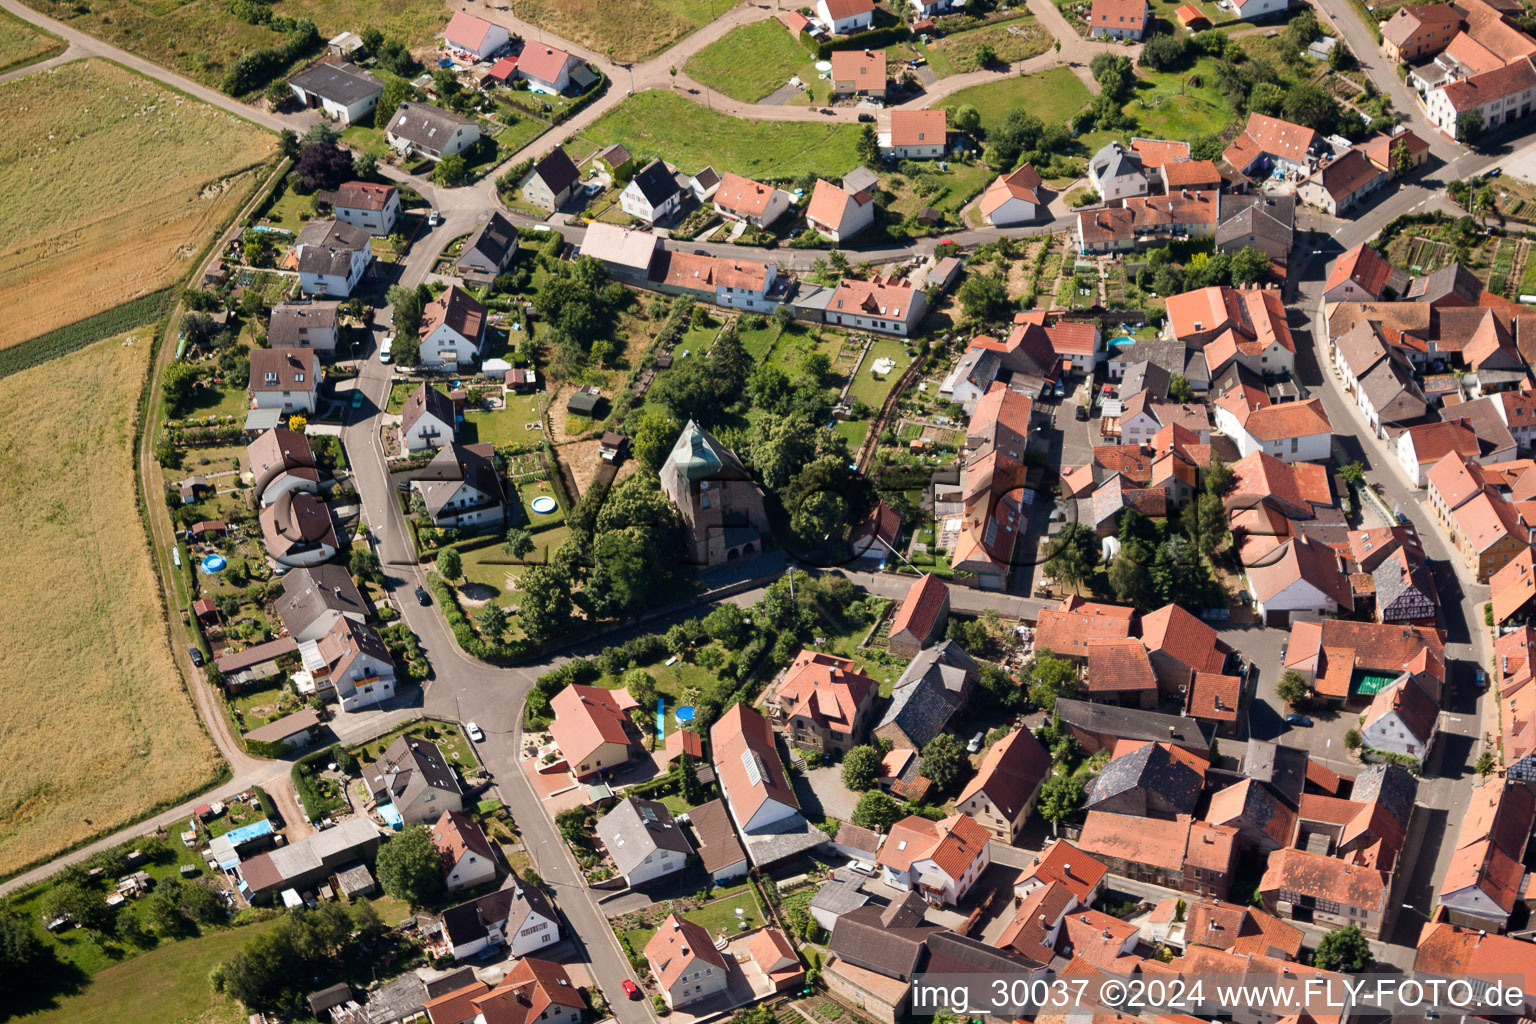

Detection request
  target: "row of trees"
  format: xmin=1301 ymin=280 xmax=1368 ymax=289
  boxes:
xmin=211 ymin=901 xmax=387 ymax=1012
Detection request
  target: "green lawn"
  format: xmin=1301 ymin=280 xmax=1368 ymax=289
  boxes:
xmin=462 ymin=408 xmax=532 ymax=447
xmin=579 ymin=89 xmax=863 ymax=180
xmin=591 ymin=651 xmax=728 ymax=703
xmin=19 ymin=916 xmax=284 ymax=1024
xmin=493 ymin=113 xmax=552 ymax=161
xmin=457 ymin=527 xmax=573 ymax=608
xmin=738 ymin=322 xmax=781 ymax=360
xmin=1119 ymin=57 xmax=1235 ymax=140
xmin=180 ymin=381 xmax=251 ymax=422
xmin=517 ymin=478 xmax=567 ymax=530
xmin=350 ymin=718 xmax=476 ymax=769
xmin=228 ymin=682 xmax=302 ymax=731
xmin=684 ymin=20 xmax=817 ymax=103
xmin=340 ymin=124 xmax=391 ymax=160
xmin=686 ymin=891 xmax=764 ymax=939
xmin=941 ymin=66 xmax=1092 ymax=133
xmin=847 ymin=337 xmax=914 ymax=410
xmin=622 ymin=890 xmax=764 ymax=951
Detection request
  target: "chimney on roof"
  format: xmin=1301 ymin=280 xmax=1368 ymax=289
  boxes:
xmin=1477 ymin=930 xmax=1485 ymax=945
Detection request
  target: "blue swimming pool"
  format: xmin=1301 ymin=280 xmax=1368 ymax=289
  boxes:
xmin=1109 ymin=336 xmax=1136 ymax=348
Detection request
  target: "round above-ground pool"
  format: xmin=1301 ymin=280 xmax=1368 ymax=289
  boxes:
xmin=199 ymin=554 xmax=227 ymax=574
xmin=530 ymin=496 xmax=557 ymax=515
xmin=675 ymin=705 xmax=696 ymax=724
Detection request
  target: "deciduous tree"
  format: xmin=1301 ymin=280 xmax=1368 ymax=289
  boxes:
xmin=375 ymin=825 xmax=445 ymax=907
xmin=842 ymin=745 xmax=881 ymax=792
xmin=851 ymin=790 xmax=903 ymax=831
xmin=921 ymin=733 xmax=969 ymax=794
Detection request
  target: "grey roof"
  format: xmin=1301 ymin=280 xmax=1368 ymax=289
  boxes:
xmin=249 ymin=816 xmax=379 ymax=888
xmin=439 ymin=880 xmax=556 ymax=947
xmin=739 ymin=813 xmax=827 ymax=867
xmin=810 ymin=875 xmax=870 ymax=916
xmin=416 ymin=443 xmax=504 ymax=517
xmin=1216 ymin=194 xmax=1295 ymax=249
xmin=1372 ymin=550 xmax=1436 ymax=617
xmin=1358 ymin=360 xmax=1426 ymax=424
xmin=690 ymin=166 xmax=721 ymax=190
xmin=1442 ymin=395 xmax=1518 ymax=458
xmin=424 ymin=968 xmax=479 ymax=1000
xmin=629 ymin=159 xmax=682 ymax=207
xmin=296 ymin=219 xmax=369 ymax=277
xmin=1054 ymin=697 xmax=1214 ymax=750
xmin=1209 ymin=360 xmax=1264 ymax=400
xmin=842 ymin=166 xmax=880 ymax=195
xmin=1117 ymin=336 xmax=1207 ymax=385
xmin=268 ymin=302 xmax=339 ymax=348
xmin=369 ymin=736 xmax=464 ymax=809
xmin=1406 ymin=262 xmax=1482 ymax=305
xmin=1351 ymin=763 xmax=1418 ymax=828
xmin=595 ymin=797 xmax=693 ymax=877
xmin=529 ymin=148 xmax=581 ymax=195
xmin=1090 ymin=142 xmax=1144 ymax=182
xmin=1242 ymin=741 xmax=1307 ymax=809
xmin=1085 ymin=740 xmax=1204 ymax=815
xmin=290 ymin=61 xmax=382 ymax=105
xmin=401 ymin=382 xmax=455 ymax=435
xmin=1119 ymin=360 xmax=1170 ymax=401
xmin=276 ymin=564 xmax=366 ymax=636
xmin=457 ymin=211 xmax=518 ymax=275
xmin=926 ymin=930 xmax=1049 ymax=974
xmin=244 ymin=707 xmax=322 ymax=744
xmin=385 ymin=102 xmax=477 ymax=150
xmin=308 ymin=983 xmax=354 ymax=1015
xmin=877 ymin=640 xmax=977 ymax=748
xmin=828 ymin=903 xmax=939 ymax=980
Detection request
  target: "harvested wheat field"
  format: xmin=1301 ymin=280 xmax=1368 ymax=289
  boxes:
xmin=0 ymin=331 xmax=219 ymax=877
xmin=0 ymin=59 xmax=274 ymax=350
xmin=508 ymin=0 xmax=737 ymax=61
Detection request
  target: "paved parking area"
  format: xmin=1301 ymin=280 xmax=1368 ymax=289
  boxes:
xmin=793 ymin=765 xmax=858 ymax=821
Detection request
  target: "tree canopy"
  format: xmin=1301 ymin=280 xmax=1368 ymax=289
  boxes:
xmin=375 ymin=826 xmax=445 ymax=907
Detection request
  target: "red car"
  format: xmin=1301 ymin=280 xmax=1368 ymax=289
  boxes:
xmin=621 ymin=980 xmax=641 ymax=1000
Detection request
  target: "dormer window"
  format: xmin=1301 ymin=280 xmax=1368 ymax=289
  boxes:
xmin=265 ymin=372 xmax=278 ymax=385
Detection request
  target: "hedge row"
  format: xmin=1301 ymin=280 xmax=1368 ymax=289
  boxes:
xmin=425 ymin=572 xmax=532 ymax=664
xmin=0 ymin=288 xmax=175 ymax=380
xmin=814 ymin=25 xmax=911 ymax=59
xmin=221 ymin=20 xmax=321 ymax=96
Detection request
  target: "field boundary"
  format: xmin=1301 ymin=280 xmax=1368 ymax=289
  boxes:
xmin=0 ymin=5 xmax=66 ymax=75
xmin=0 ymin=289 xmax=175 ymax=379
xmin=0 ymin=159 xmax=287 ymax=885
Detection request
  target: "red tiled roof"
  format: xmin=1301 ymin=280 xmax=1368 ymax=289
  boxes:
xmin=821 ymin=0 xmax=874 ymax=18
xmin=517 ymin=45 xmax=573 ymax=85
xmin=1491 ymin=546 xmax=1536 ymax=623
xmin=1187 ymin=672 xmax=1242 ymax=723
xmin=889 ymin=573 xmax=948 ymax=643
xmin=1017 ymin=840 xmax=1109 ymax=904
xmin=1259 ymin=847 xmax=1387 ymax=909
xmin=956 ymin=727 xmax=1050 ymax=820
xmin=829 ymin=47 xmax=885 ymax=93
xmin=1090 ymin=0 xmax=1146 ymax=31
xmin=549 ymin=684 xmax=634 ymax=766
xmin=1140 ymin=603 xmax=1226 ymax=676
xmin=1034 ymin=596 xmax=1135 ymax=657
xmin=1325 ymin=243 xmax=1396 ymax=297
xmin=1085 ymin=639 xmax=1158 ymax=694
xmin=887 ymin=109 xmax=946 ymax=147
xmin=1131 ymin=137 xmax=1190 ymax=167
